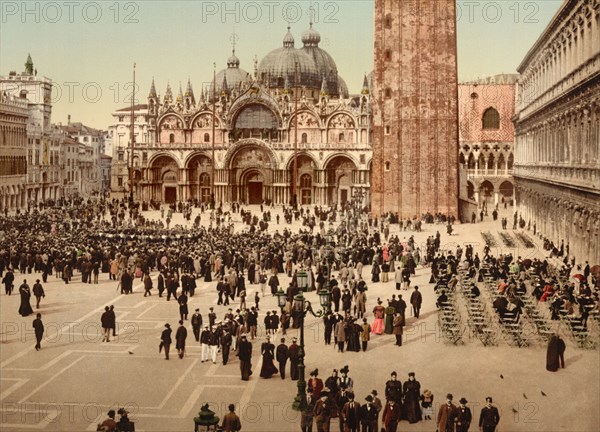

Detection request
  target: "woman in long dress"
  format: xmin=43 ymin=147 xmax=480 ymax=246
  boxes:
xmin=371 ymin=299 xmax=385 ymax=334
xmin=19 ymin=283 xmax=34 ymax=317
xmin=371 ymin=262 xmax=380 ymax=283
xmin=259 ymin=337 xmax=278 ymax=378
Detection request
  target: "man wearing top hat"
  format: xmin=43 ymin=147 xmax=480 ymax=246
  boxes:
xmin=360 ymin=395 xmax=378 ymax=432
xmin=341 ymin=392 xmax=361 ymax=432
xmin=455 ymin=397 xmax=472 ymax=432
xmin=478 ymin=397 xmax=500 ymax=432
xmin=437 ymin=393 xmax=457 ymax=432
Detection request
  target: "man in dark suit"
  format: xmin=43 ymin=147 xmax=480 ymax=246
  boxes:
xmin=301 ymin=386 xmax=316 ymax=432
xmin=160 ymin=323 xmax=172 ymax=360
xmin=175 ymin=320 xmax=187 ymax=359
xmin=455 ymin=397 xmax=472 ymax=432
xmin=276 ymin=337 xmax=289 ymax=379
xmin=220 ymin=327 xmax=233 ymax=365
xmin=360 ymin=395 xmax=378 ymax=432
xmin=478 ymin=397 xmax=500 ymax=432
xmin=341 ymin=393 xmax=361 ymax=432
xmin=289 ymin=337 xmax=300 ymax=380
xmin=32 ymin=313 xmax=44 ymax=350
xmin=157 ymin=272 xmax=165 ymax=297
xmin=191 ymin=309 xmax=202 ymax=342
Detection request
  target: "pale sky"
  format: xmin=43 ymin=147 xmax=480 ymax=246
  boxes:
xmin=0 ymin=0 xmax=563 ymax=129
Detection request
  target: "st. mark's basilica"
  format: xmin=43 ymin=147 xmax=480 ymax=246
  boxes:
xmin=129 ymin=23 xmax=372 ymax=208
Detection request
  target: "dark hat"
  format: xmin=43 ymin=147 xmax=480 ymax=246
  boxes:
xmin=446 ymin=393 xmax=453 ymax=400
xmin=195 ymin=308 xmax=200 ymax=312
xmin=165 ymin=323 xmax=170 ymax=328
xmin=486 ymin=396 xmax=493 ymax=403
xmin=365 ymin=395 xmax=373 ymax=402
xmin=340 ymin=365 xmax=349 ymax=374
xmin=459 ymin=397 xmax=468 ymax=404
xmin=371 ymin=390 xmax=378 ymax=396
xmin=408 ymin=372 xmax=415 ymax=377
xmin=391 ymin=371 xmax=397 ymax=376
xmin=107 ymin=409 xmax=115 ymax=418
xmin=310 ymin=369 xmax=319 ymax=376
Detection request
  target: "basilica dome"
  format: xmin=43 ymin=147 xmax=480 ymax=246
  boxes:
xmin=257 ymin=27 xmax=321 ymax=91
xmin=300 ymin=23 xmax=342 ymax=97
xmin=210 ymin=50 xmax=252 ymax=98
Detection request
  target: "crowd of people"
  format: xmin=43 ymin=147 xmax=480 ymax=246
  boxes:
xmin=1 ymin=196 xmax=597 ymax=432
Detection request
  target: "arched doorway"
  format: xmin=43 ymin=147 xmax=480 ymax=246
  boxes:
xmin=325 ymin=155 xmax=357 ymax=207
xmin=148 ymin=155 xmax=180 ymax=203
xmin=499 ymin=181 xmax=514 ymax=199
xmin=479 ymin=180 xmax=494 ymax=207
xmin=163 ymin=170 xmax=178 ymax=203
xmin=187 ymin=153 xmax=212 ymax=203
xmin=243 ymin=170 xmax=264 ymax=204
xmin=226 ymin=142 xmax=275 ymax=204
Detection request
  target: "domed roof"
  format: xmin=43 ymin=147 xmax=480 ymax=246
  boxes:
xmin=257 ymin=27 xmax=321 ymax=90
xmin=210 ymin=50 xmax=252 ymax=98
xmin=301 ymin=23 xmax=321 ymax=46
xmin=300 ymin=23 xmax=339 ymax=96
xmin=227 ymin=51 xmax=240 ymax=68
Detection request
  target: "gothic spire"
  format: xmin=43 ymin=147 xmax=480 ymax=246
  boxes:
xmin=149 ymin=78 xmax=157 ymax=98
xmin=361 ymin=74 xmax=370 ymax=95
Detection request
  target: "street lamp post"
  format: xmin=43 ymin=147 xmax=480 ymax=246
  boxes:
xmin=293 ymin=291 xmax=331 ymax=412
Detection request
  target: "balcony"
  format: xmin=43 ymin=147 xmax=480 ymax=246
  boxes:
xmin=466 ymin=169 xmax=513 ymax=178
xmin=514 ymin=164 xmax=599 ymax=193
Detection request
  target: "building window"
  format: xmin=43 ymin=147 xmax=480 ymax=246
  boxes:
xmin=482 ymin=108 xmax=500 ymax=129
xmin=385 ymin=125 xmax=391 ymax=135
xmin=301 ymin=133 xmax=307 ymax=144
xmin=385 ymin=14 xmax=392 ymax=28
xmin=204 ymin=133 xmax=210 ymax=143
xmin=169 ymin=133 xmax=175 ymax=144
xmin=471 ymin=92 xmax=478 ymax=100
xmin=384 ymin=49 xmax=392 ymax=61
xmin=385 ymin=161 xmax=391 ymax=171
xmin=338 ymin=133 xmax=345 ymax=142
xmin=118 ymin=116 xmax=124 ymax=122
xmin=118 ymin=152 xmax=124 ymax=161
xmin=385 ymin=88 xmax=392 ymax=99
xmin=118 ymin=177 xmax=123 ymax=187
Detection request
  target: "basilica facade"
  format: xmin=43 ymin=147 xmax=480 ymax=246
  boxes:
xmin=127 ymin=25 xmax=372 ymax=208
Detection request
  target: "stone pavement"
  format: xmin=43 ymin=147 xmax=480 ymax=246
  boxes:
xmin=1 ymin=205 xmax=598 ymax=431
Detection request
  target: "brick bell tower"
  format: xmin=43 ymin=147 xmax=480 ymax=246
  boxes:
xmin=371 ymin=0 xmax=459 ymax=218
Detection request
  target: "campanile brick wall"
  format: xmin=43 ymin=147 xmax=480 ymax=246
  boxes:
xmin=371 ymin=0 xmax=459 ymax=218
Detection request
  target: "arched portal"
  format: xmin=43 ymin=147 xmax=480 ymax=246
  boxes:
xmin=149 ymin=155 xmax=180 ymax=203
xmin=242 ymin=170 xmax=264 ymax=204
xmin=187 ymin=153 xmax=212 ymax=203
xmin=325 ymin=155 xmax=357 ymax=207
xmin=227 ymin=143 xmax=275 ymax=204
